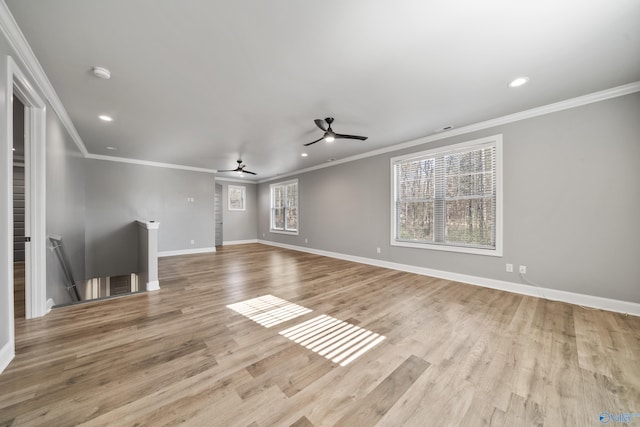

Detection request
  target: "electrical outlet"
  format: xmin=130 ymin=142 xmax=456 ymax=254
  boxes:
xmin=262 ymin=233 xmax=265 ymax=238
xmin=519 ymin=265 xmax=527 ymax=274
xmin=376 ymin=247 xmax=381 ymax=254
xmin=305 ymin=238 xmax=308 ymax=243
xmin=506 ymin=263 xmax=513 ymax=273
xmin=190 ymin=239 xmax=195 ymax=245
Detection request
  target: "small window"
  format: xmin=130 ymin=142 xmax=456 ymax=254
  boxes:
xmin=228 ymin=185 xmax=246 ymax=211
xmin=270 ymin=179 xmax=298 ymax=234
xmin=391 ymin=135 xmax=502 ymax=256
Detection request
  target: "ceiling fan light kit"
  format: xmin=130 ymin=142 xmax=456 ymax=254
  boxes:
xmin=304 ymin=117 xmax=368 ymax=147
xmin=218 ymin=159 xmax=257 ymax=175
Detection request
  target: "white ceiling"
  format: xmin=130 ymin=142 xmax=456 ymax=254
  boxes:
xmin=5 ymin=0 xmax=640 ymax=181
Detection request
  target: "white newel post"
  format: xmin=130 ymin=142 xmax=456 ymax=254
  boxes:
xmin=137 ymin=220 xmax=160 ymax=291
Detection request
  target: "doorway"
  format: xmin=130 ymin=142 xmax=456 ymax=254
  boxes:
xmin=214 ymin=183 xmax=223 ymax=247
xmin=13 ymin=96 xmax=26 ymax=318
xmin=2 ymin=58 xmax=47 ymax=373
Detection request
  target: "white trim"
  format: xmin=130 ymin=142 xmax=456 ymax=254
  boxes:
xmin=0 ymin=341 xmax=14 ymax=374
xmin=46 ymin=298 xmax=55 ymax=313
xmin=136 ymin=220 xmax=160 ymax=230
xmin=0 ymin=3 xmax=88 ymax=156
xmin=270 ymin=179 xmax=299 ymax=235
xmin=8 ymin=57 xmax=47 ymax=320
xmin=258 ymin=81 xmax=640 ymax=184
xmin=270 ymin=230 xmax=300 ymax=236
xmin=146 ymin=280 xmax=160 ymax=292
xmin=257 ymin=240 xmax=640 ymax=317
xmin=223 ymin=239 xmax=258 ymax=245
xmin=157 ymin=247 xmax=216 ymax=257
xmin=85 ymin=153 xmax=218 ymax=174
xmin=215 ymin=177 xmax=258 ymax=184
xmin=389 ymin=134 xmax=503 ymax=257
xmin=1 ymin=2 xmax=637 ymax=184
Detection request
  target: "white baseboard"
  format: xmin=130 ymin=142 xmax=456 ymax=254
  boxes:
xmin=158 ymin=247 xmax=216 ymax=257
xmin=0 ymin=341 xmax=15 ymax=374
xmin=146 ymin=280 xmax=160 ymax=291
xmin=257 ymin=240 xmax=640 ymax=317
xmin=223 ymin=239 xmax=258 ymax=245
xmin=46 ymin=298 xmax=55 ymax=313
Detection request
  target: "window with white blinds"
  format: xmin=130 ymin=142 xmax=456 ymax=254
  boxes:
xmin=391 ymin=135 xmax=502 ymax=256
xmin=270 ymin=179 xmax=299 ymax=234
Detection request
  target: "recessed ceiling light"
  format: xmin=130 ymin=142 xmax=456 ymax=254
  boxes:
xmin=301 ymin=153 xmax=308 ymax=157
xmin=99 ymin=115 xmax=113 ymax=122
xmin=105 ymin=146 xmax=116 ymax=150
xmin=508 ymin=76 xmax=530 ymax=88
xmin=92 ymin=67 xmax=111 ymax=79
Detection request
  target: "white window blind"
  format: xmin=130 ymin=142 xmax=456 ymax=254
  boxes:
xmin=270 ymin=180 xmax=298 ymax=234
xmin=391 ymin=135 xmax=502 ymax=255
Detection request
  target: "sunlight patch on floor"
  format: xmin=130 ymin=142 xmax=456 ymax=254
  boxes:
xmin=279 ymin=315 xmax=386 ymax=366
xmin=227 ymin=294 xmax=312 ymax=327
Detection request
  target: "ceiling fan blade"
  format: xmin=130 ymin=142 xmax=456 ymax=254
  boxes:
xmin=303 ymin=136 xmax=324 ymax=147
xmin=314 ymin=119 xmax=327 ymax=131
xmin=242 ymin=170 xmax=257 ymax=175
xmin=335 ymin=133 xmax=368 ymax=141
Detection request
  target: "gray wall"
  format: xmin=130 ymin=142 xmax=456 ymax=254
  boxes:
xmin=84 ymin=159 xmax=215 ymax=278
xmin=259 ymin=93 xmax=640 ymax=304
xmin=46 ymin=109 xmax=86 ymax=305
xmin=219 ymin=180 xmax=258 ymax=243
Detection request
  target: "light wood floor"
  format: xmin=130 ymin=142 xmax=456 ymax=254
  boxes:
xmin=1 ymin=244 xmax=638 ymax=426
xmin=13 ymin=262 xmax=25 ymax=319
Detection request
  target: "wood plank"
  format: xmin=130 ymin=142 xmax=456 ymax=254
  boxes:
xmin=0 ymin=244 xmax=638 ymax=426
xmin=334 ymin=355 xmax=430 ymax=426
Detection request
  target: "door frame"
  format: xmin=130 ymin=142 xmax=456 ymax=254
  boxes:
xmin=4 ymin=57 xmax=47 ymax=329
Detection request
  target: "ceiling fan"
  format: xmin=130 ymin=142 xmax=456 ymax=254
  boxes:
xmin=304 ymin=117 xmax=368 ymax=146
xmin=218 ymin=159 xmax=257 ymax=175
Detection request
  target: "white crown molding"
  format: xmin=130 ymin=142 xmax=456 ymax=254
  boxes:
xmin=258 ymin=81 xmax=640 ymax=183
xmin=86 ymin=153 xmax=218 ymax=174
xmin=0 ymin=340 xmax=14 ymax=374
xmin=0 ymin=1 xmax=88 ymax=156
xmin=157 ymin=247 xmax=216 ymax=257
xmin=214 ymin=177 xmax=258 ymax=184
xmin=257 ymin=240 xmax=640 ymax=317
xmin=2 ymin=1 xmax=638 ymax=180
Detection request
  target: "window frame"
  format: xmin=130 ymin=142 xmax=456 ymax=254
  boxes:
xmin=227 ymin=185 xmax=246 ymax=211
xmin=270 ymin=179 xmax=299 ymax=235
xmin=390 ymin=134 xmax=503 ymax=257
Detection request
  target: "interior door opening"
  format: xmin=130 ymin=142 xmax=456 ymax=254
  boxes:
xmin=1 ymin=57 xmax=47 ymax=375
xmin=215 ymin=183 xmax=223 ymax=247
xmin=12 ymin=95 xmax=26 ymax=319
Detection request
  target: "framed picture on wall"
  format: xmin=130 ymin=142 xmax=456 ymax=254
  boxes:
xmin=228 ymin=185 xmax=246 ymax=211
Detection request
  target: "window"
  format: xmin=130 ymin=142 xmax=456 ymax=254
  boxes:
xmin=228 ymin=185 xmax=246 ymax=211
xmin=270 ymin=179 xmax=298 ymax=234
xmin=391 ymin=135 xmax=502 ymax=256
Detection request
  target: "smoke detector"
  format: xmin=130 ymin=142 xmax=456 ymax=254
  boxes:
xmin=92 ymin=67 xmax=111 ymax=79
